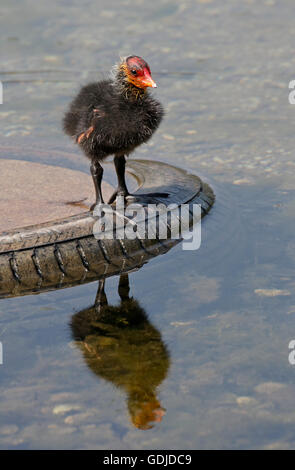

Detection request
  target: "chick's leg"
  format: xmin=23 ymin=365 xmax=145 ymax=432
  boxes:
xmin=118 ymin=274 xmax=130 ymax=302
xmin=108 ymin=155 xmax=130 ymax=203
xmin=94 ymin=279 xmax=108 ymax=315
xmin=90 ymin=159 xmax=104 ymax=207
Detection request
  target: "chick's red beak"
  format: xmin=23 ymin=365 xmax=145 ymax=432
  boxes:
xmin=142 ymin=77 xmax=157 ymax=88
xmin=140 ymin=70 xmax=157 ymax=88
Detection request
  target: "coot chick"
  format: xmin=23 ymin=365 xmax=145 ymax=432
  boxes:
xmin=71 ymin=274 xmax=169 ymax=430
xmin=63 ymin=55 xmax=164 ymax=206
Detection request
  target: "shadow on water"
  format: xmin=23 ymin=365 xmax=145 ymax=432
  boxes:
xmin=71 ymin=273 xmax=170 ymax=430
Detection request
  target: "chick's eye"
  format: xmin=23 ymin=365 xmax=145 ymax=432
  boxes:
xmin=131 ymin=69 xmax=137 ymax=76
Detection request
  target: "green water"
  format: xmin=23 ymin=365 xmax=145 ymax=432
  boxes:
xmin=1 ymin=0 xmax=295 ymax=450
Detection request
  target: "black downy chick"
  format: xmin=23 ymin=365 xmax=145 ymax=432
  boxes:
xmin=63 ymin=56 xmax=164 ymax=206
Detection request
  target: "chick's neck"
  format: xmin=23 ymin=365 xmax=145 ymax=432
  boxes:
xmin=114 ymin=64 xmax=147 ymax=101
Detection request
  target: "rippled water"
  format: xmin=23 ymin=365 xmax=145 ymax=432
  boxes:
xmin=1 ymin=0 xmax=295 ymax=450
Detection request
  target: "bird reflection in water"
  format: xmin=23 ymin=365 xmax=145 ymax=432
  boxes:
xmin=70 ymin=274 xmax=170 ymax=430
